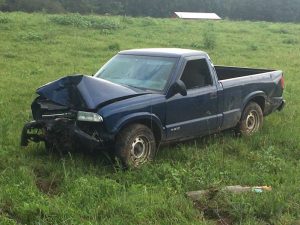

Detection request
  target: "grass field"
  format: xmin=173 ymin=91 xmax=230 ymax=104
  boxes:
xmin=0 ymin=12 xmax=300 ymax=224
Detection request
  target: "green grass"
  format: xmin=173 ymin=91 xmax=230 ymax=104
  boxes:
xmin=0 ymin=12 xmax=300 ymax=224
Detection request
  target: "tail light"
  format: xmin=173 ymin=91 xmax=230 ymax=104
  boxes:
xmin=280 ymin=74 xmax=285 ymax=89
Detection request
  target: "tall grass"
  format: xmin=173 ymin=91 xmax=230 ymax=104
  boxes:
xmin=49 ymin=14 xmax=122 ymax=30
xmin=202 ymin=23 xmax=217 ymax=50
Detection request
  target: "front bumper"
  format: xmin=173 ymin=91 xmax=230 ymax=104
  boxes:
xmin=21 ymin=119 xmax=105 ymax=150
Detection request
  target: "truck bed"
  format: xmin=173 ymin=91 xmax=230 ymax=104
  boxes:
xmin=216 ymin=65 xmax=283 ymax=130
xmin=215 ymin=66 xmax=275 ymax=80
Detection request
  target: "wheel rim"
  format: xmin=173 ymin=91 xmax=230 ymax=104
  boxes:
xmin=130 ymin=135 xmax=150 ymax=165
xmin=245 ymin=110 xmax=260 ymax=133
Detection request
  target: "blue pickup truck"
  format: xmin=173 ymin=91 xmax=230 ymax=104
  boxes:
xmin=21 ymin=48 xmax=285 ymax=167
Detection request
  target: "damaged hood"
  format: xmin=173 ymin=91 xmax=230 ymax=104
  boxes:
xmin=37 ymin=75 xmax=148 ymax=110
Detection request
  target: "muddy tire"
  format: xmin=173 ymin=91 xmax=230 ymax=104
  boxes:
xmin=237 ymin=101 xmax=264 ymax=136
xmin=115 ymin=124 xmax=156 ymax=168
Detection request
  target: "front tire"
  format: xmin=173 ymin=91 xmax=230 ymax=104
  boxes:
xmin=237 ymin=102 xmax=264 ymax=136
xmin=115 ymin=124 xmax=156 ymax=168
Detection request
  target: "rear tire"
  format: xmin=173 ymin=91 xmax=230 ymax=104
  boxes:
xmin=237 ymin=102 xmax=263 ymax=136
xmin=115 ymin=124 xmax=156 ymax=168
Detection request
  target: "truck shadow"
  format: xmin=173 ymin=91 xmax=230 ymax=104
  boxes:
xmin=26 ymin=145 xmax=117 ymax=196
xmin=156 ymin=129 xmax=240 ymax=163
xmin=28 ymin=129 xmax=237 ymax=172
xmin=29 ymin=144 xmax=116 ymax=171
xmin=159 ymin=129 xmax=236 ymax=151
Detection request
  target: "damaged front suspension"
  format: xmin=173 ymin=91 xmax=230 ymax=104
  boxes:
xmin=21 ymin=119 xmax=76 ymax=148
xmin=21 ymin=119 xmax=102 ymax=151
xmin=21 ymin=121 xmax=45 ymax=146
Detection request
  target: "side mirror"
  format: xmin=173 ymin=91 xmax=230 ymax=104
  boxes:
xmin=167 ymin=80 xmax=187 ymax=98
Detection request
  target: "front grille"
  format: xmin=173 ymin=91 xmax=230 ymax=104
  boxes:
xmin=32 ymin=97 xmax=70 ymax=120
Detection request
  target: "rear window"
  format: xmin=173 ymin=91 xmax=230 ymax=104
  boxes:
xmin=181 ymin=59 xmax=212 ymax=89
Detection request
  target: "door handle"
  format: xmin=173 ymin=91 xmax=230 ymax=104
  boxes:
xmin=210 ymin=92 xmax=217 ymax=99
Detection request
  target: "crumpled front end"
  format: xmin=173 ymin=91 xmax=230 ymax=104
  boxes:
xmin=21 ymin=96 xmax=112 ymax=151
xmin=21 ymin=74 xmax=148 ymax=151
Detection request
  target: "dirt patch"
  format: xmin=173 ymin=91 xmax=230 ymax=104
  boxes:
xmin=33 ymin=166 xmax=62 ymax=196
xmin=35 ymin=177 xmax=61 ymax=195
xmin=194 ymin=201 xmax=234 ymax=225
xmin=0 ymin=200 xmax=13 ymax=216
xmin=189 ymin=190 xmax=235 ymax=225
xmin=0 ymin=200 xmax=21 ymax=223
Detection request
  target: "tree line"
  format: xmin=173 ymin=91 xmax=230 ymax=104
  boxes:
xmin=1 ymin=0 xmax=300 ymax=23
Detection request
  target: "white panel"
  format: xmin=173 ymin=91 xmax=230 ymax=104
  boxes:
xmin=174 ymin=12 xmax=221 ymax=20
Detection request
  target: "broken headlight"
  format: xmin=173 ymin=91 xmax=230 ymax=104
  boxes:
xmin=77 ymin=111 xmax=103 ymax=123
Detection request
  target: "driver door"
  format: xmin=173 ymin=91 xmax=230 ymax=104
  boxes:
xmin=165 ymin=58 xmax=221 ymax=140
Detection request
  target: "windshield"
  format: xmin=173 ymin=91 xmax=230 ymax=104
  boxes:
xmin=94 ymin=54 xmax=177 ymax=91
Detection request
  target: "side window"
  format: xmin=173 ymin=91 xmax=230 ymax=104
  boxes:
xmin=180 ymin=59 xmax=213 ymax=89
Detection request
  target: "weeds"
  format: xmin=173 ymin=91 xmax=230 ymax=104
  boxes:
xmin=190 ymin=42 xmax=202 ymax=49
xmin=19 ymin=32 xmax=44 ymax=42
xmin=282 ymin=38 xmax=298 ymax=45
xmin=139 ymin=17 xmax=158 ymax=26
xmin=50 ymin=14 xmax=122 ymax=31
xmin=121 ymin=16 xmax=134 ymax=25
xmin=107 ymin=43 xmax=120 ymax=51
xmin=271 ymin=28 xmax=290 ymax=34
xmin=0 ymin=15 xmax=9 ymax=24
xmin=2 ymin=52 xmax=17 ymax=59
xmin=50 ymin=14 xmax=90 ymax=27
xmin=202 ymin=23 xmax=217 ymax=50
xmin=248 ymin=44 xmax=259 ymax=51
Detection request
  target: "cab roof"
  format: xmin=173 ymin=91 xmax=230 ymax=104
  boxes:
xmin=119 ymin=48 xmax=207 ymax=58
